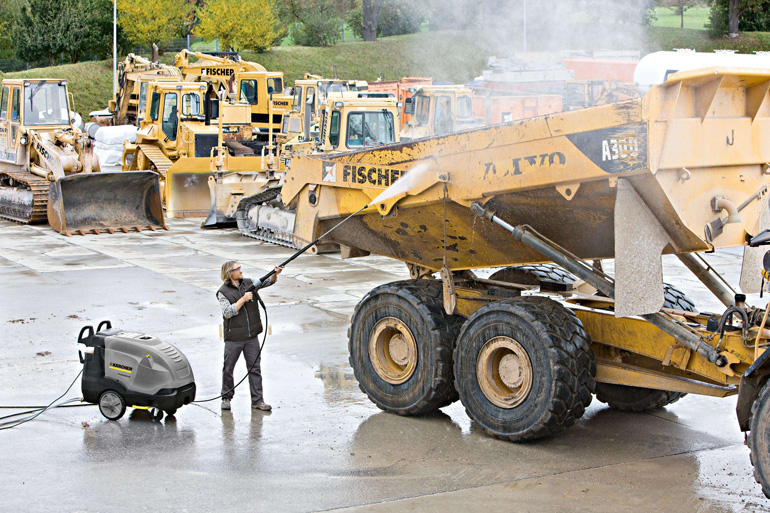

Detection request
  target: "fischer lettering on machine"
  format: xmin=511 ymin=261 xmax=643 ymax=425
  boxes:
xmin=341 ymin=164 xmax=402 ymax=187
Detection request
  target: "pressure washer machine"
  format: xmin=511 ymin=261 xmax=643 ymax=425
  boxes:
xmin=78 ymin=321 xmax=196 ymax=420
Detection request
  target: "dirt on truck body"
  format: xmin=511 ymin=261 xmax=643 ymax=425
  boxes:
xmin=280 ymin=67 xmax=770 ymax=497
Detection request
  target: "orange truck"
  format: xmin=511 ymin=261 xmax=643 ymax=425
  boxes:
xmin=367 ymin=77 xmax=432 ymax=128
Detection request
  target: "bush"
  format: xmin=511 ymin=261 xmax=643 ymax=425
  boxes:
xmin=290 ymin=13 xmax=342 ymax=46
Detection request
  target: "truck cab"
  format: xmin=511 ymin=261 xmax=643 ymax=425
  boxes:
xmin=233 ymin=71 xmax=292 ymax=138
xmin=0 ymin=79 xmax=74 ymax=167
xmin=401 ymin=85 xmax=483 ymax=140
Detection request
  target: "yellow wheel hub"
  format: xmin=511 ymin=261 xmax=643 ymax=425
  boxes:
xmin=369 ymin=317 xmax=418 ymax=385
xmin=477 ymin=336 xmax=533 ymax=408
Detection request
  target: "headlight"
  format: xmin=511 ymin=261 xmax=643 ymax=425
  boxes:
xmin=19 ymin=135 xmax=27 ymax=145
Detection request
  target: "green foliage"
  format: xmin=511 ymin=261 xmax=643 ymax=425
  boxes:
xmin=288 ymin=0 xmax=344 ymax=46
xmin=347 ymin=0 xmax=425 ymax=38
xmin=707 ymin=0 xmax=770 ymax=35
xmin=117 ymin=0 xmax=188 ymax=48
xmin=196 ymin=0 xmax=283 ymax=52
xmin=13 ymin=0 xmax=71 ymax=66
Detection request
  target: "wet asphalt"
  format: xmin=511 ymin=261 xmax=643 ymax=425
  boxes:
xmin=1 ymin=218 xmax=769 ymax=512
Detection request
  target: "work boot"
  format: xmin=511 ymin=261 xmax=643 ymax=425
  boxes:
xmin=221 ymin=398 xmax=231 ymax=410
xmin=252 ymin=401 xmax=271 ymax=411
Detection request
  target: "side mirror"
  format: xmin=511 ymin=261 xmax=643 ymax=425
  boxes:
xmin=404 ymin=96 xmax=415 ymax=116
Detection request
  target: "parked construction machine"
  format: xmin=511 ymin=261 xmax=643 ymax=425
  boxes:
xmin=278 ymin=67 xmax=770 ymax=497
xmin=174 ymin=50 xmax=292 ymax=141
xmin=0 ymin=78 xmax=164 ymax=235
xmin=122 ymin=80 xmax=275 ymax=219
xmin=233 ymin=95 xmax=400 ymax=250
xmin=400 ymin=85 xmax=485 ymax=139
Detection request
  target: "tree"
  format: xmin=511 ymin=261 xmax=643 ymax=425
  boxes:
xmin=276 ymin=0 xmax=352 ymax=46
xmin=117 ymin=0 xmax=187 ymax=51
xmin=347 ymin=0 xmax=425 ymax=39
xmin=362 ymin=0 xmax=383 ymax=41
xmin=196 ymin=0 xmax=282 ymax=52
xmin=13 ymin=0 xmax=73 ymax=66
xmin=708 ymin=0 xmax=768 ymax=36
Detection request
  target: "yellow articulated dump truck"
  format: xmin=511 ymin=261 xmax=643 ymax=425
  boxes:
xmin=281 ymin=68 xmax=770 ymax=496
xmin=0 ymin=79 xmax=164 ymax=235
xmin=234 ymin=95 xmax=400 ymax=250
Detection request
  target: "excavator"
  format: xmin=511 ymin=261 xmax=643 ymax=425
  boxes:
xmin=0 ymin=78 xmax=164 ymax=235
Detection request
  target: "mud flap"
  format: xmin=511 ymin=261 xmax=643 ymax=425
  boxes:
xmin=614 ymin=178 xmax=676 ymax=317
xmin=47 ymin=171 xmax=165 ymax=236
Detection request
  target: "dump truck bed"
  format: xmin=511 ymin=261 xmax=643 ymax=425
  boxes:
xmin=284 ymin=67 xmax=770 ymax=269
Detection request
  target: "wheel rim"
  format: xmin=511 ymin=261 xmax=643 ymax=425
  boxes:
xmin=368 ymin=317 xmax=418 ymax=385
xmin=99 ymin=391 xmax=123 ymax=418
xmin=476 ymin=336 xmax=533 ymax=409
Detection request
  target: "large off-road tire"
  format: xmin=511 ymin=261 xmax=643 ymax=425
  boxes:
xmin=348 ymin=280 xmax=461 ymax=415
xmin=453 ymin=297 xmax=596 ymax=441
xmin=489 ymin=263 xmax=577 ymax=291
xmin=595 ymin=283 xmax=696 ymax=411
xmin=749 ymin=380 xmax=770 ymax=499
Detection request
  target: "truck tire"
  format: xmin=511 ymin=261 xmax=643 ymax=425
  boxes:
xmin=595 ymin=283 xmax=695 ymax=411
xmin=517 ymin=296 xmax=596 ymax=425
xmin=453 ymin=297 xmax=594 ymax=441
xmin=348 ymin=280 xmax=461 ymax=415
xmin=489 ymin=263 xmax=577 ymax=290
xmin=749 ymin=380 xmax=770 ymax=499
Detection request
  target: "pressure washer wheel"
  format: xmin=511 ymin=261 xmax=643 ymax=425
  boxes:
xmin=594 ymin=283 xmax=695 ymax=412
xmin=98 ymin=390 xmax=126 ymax=421
xmin=749 ymin=380 xmax=770 ymax=499
xmin=348 ymin=280 xmax=461 ymax=415
xmin=453 ymin=296 xmax=596 ymax=441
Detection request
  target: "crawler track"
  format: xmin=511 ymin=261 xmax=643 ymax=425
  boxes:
xmin=0 ymin=169 xmax=49 ymax=224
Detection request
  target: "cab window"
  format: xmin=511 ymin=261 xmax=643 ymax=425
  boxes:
xmin=182 ymin=93 xmax=201 ymax=117
xmin=149 ymin=92 xmax=160 ymax=121
xmin=434 ymin=96 xmax=452 ymax=135
xmin=24 ymin=82 xmax=70 ymax=125
xmin=347 ymin=111 xmax=394 ymax=148
xmin=161 ymin=93 xmax=178 ymax=141
xmin=292 ymin=86 xmax=303 ymax=111
xmin=239 ymin=79 xmax=258 ymax=105
xmin=11 ymin=89 xmax=20 ymax=122
xmin=328 ymin=110 xmax=341 ymax=147
xmin=0 ymin=87 xmax=8 ymax=120
xmin=457 ymin=96 xmax=473 ymax=118
xmin=267 ymin=78 xmax=282 ymax=95
xmin=415 ymin=95 xmax=429 ymax=126
xmin=138 ymin=83 xmax=149 ymax=112
xmin=305 ymin=87 xmax=316 ymax=120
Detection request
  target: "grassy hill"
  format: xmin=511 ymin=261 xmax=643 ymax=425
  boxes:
xmin=3 ymin=26 xmax=770 ymax=117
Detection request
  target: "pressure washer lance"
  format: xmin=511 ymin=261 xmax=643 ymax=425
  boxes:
xmin=246 ymin=203 xmax=371 ymax=295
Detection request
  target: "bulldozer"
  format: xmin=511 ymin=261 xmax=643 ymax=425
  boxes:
xmin=122 ymin=80 xmax=275 ymax=219
xmin=0 ymin=78 xmax=164 ymax=235
xmin=277 ymin=75 xmax=369 ymax=147
xmin=233 ymin=95 xmax=400 ymax=250
xmin=277 ymin=67 xmax=770 ymax=497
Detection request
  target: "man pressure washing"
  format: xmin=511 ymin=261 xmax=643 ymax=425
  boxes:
xmin=217 ymin=261 xmax=283 ymax=411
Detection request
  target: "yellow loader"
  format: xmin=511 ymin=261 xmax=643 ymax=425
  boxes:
xmin=0 ymin=79 xmax=164 ymax=235
xmin=280 ymin=67 xmax=770 ymax=497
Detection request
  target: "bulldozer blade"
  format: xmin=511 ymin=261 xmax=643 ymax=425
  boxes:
xmin=47 ymin=171 xmax=165 ymax=236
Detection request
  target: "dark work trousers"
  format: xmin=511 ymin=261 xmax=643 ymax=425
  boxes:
xmin=221 ymin=336 xmax=263 ymax=404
